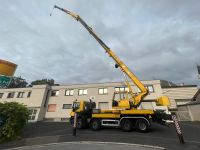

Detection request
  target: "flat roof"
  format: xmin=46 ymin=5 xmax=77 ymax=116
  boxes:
xmin=162 ymin=85 xmax=197 ymax=88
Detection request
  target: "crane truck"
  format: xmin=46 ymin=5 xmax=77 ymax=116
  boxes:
xmin=53 ymin=5 xmax=172 ymax=132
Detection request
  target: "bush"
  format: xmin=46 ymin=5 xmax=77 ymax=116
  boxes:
xmin=0 ymin=102 xmax=29 ymax=143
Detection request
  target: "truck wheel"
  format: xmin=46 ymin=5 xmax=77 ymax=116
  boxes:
xmin=120 ymin=119 xmax=133 ymax=132
xmin=136 ymin=119 xmax=150 ymax=133
xmin=90 ymin=119 xmax=101 ymax=131
xmin=76 ymin=118 xmax=85 ymax=129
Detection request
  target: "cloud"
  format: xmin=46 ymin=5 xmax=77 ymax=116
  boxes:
xmin=0 ymin=0 xmax=200 ymax=86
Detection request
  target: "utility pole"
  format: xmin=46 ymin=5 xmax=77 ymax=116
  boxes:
xmin=197 ymin=65 xmax=200 ymax=79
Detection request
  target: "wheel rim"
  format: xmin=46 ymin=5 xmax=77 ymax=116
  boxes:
xmin=138 ymin=122 xmax=147 ymax=131
xmin=77 ymin=120 xmax=82 ymax=128
xmin=122 ymin=120 xmax=132 ymax=131
xmin=93 ymin=122 xmax=98 ymax=129
xmin=124 ymin=123 xmax=130 ymax=129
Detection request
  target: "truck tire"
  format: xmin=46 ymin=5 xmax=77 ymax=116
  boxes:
xmin=120 ymin=119 xmax=133 ymax=132
xmin=136 ymin=119 xmax=150 ymax=133
xmin=90 ymin=119 xmax=101 ymax=131
xmin=76 ymin=118 xmax=85 ymax=129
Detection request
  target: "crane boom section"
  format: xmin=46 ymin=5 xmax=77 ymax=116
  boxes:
xmin=54 ymin=5 xmax=148 ymax=107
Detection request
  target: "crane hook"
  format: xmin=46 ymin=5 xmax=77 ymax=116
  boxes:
xmin=50 ymin=5 xmax=56 ymax=16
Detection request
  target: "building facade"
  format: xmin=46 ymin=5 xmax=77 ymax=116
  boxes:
xmin=0 ymin=80 xmax=198 ymax=122
xmin=162 ymin=85 xmax=198 ymax=106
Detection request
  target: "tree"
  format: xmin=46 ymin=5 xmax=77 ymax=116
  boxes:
xmin=30 ymin=79 xmax=55 ymax=86
xmin=0 ymin=102 xmax=29 ymax=143
xmin=7 ymin=76 xmax=28 ymax=88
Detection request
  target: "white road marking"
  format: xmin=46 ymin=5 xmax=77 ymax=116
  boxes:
xmin=5 ymin=141 xmax=165 ymax=150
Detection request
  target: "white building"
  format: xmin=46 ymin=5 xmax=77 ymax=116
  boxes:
xmin=0 ymin=80 xmax=198 ymax=122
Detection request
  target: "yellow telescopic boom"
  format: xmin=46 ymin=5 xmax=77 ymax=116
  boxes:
xmin=53 ymin=5 xmax=148 ymax=107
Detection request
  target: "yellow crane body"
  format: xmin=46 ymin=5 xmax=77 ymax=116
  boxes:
xmin=53 ymin=6 xmax=172 ymax=132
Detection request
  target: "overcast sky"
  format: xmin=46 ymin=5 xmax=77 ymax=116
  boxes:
xmin=0 ymin=0 xmax=200 ymax=86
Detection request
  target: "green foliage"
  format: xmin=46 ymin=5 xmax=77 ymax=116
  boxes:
xmin=30 ymin=78 xmax=55 ymax=86
xmin=0 ymin=102 xmax=29 ymax=143
xmin=7 ymin=76 xmax=28 ymax=88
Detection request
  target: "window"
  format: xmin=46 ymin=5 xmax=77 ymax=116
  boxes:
xmin=63 ymin=104 xmax=72 ymax=109
xmin=7 ymin=92 xmax=15 ymax=98
xmin=51 ymin=90 xmax=59 ymax=96
xmin=47 ymin=104 xmax=56 ymax=112
xmin=28 ymin=109 xmax=37 ymax=120
xmin=137 ymin=88 xmax=141 ymax=93
xmin=27 ymin=91 xmax=31 ymax=98
xmin=115 ymin=87 xmax=120 ymax=92
xmin=78 ymin=89 xmax=87 ymax=95
xmin=147 ymin=85 xmax=154 ymax=93
xmin=17 ymin=92 xmax=25 ymax=98
xmin=137 ymin=85 xmax=154 ymax=93
xmin=115 ymin=87 xmax=129 ymax=92
xmin=125 ymin=87 xmax=129 ymax=92
xmin=0 ymin=93 xmax=3 ymax=99
xmin=98 ymin=88 xmax=108 ymax=95
xmin=65 ymin=89 xmax=74 ymax=96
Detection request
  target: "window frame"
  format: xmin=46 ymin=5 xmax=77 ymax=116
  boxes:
xmin=28 ymin=109 xmax=37 ymax=121
xmin=147 ymin=85 xmax=154 ymax=93
xmin=137 ymin=88 xmax=141 ymax=93
xmin=78 ymin=89 xmax=87 ymax=95
xmin=47 ymin=104 xmax=57 ymax=112
xmin=7 ymin=92 xmax=15 ymax=98
xmin=98 ymin=88 xmax=108 ymax=95
xmin=17 ymin=92 xmax=25 ymax=98
xmin=115 ymin=87 xmax=129 ymax=92
xmin=27 ymin=91 xmax=31 ymax=98
xmin=65 ymin=89 xmax=74 ymax=96
xmin=51 ymin=90 xmax=59 ymax=97
xmin=0 ymin=93 xmax=3 ymax=99
xmin=62 ymin=104 xmax=72 ymax=109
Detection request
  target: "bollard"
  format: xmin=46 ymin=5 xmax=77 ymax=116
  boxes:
xmin=73 ymin=113 xmax=77 ymax=136
xmin=172 ymin=113 xmax=185 ymax=144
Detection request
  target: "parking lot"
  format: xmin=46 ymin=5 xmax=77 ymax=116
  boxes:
xmin=1 ymin=122 xmax=200 ymax=150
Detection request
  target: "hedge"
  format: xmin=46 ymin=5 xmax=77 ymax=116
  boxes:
xmin=0 ymin=102 xmax=29 ymax=143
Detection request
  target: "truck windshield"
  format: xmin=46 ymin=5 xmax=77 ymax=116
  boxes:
xmin=113 ymin=92 xmax=132 ymax=101
xmin=72 ymin=102 xmax=80 ymax=109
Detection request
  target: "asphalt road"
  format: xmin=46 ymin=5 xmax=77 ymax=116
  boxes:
xmin=1 ymin=122 xmax=200 ymax=150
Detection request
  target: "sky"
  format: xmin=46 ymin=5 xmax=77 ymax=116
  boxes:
xmin=0 ymin=0 xmax=200 ymax=86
